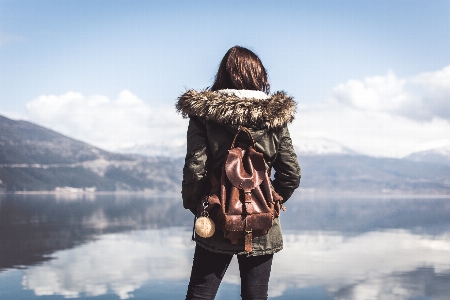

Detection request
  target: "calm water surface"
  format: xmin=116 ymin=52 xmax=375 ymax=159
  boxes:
xmin=0 ymin=193 xmax=449 ymax=300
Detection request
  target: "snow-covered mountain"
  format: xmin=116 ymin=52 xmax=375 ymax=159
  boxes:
xmin=404 ymin=140 xmax=450 ymax=165
xmin=116 ymin=143 xmax=186 ymax=158
xmin=294 ymin=137 xmax=356 ymax=156
xmin=117 ymin=137 xmax=357 ymax=158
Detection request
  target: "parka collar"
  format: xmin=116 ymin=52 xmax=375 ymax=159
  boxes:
xmin=175 ymin=89 xmax=296 ymax=129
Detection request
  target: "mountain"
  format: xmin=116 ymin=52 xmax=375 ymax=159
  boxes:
xmin=116 ymin=137 xmax=356 ymax=158
xmin=404 ymin=141 xmax=450 ymax=166
xmin=0 ymin=115 xmax=183 ymax=192
xmin=116 ymin=143 xmax=186 ymax=158
xmin=297 ymin=155 xmax=450 ymax=194
xmin=293 ymin=137 xmax=356 ymax=156
xmin=1 ymin=114 xmax=449 ymax=194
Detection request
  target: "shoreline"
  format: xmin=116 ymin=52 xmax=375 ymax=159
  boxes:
xmin=1 ymin=190 xmax=448 ymax=199
xmin=0 ymin=190 xmax=181 ymax=197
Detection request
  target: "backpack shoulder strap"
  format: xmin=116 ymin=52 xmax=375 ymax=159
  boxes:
xmin=230 ymin=126 xmax=256 ymax=149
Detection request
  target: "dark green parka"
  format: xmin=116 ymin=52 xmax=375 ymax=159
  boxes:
xmin=176 ymin=89 xmax=301 ymax=256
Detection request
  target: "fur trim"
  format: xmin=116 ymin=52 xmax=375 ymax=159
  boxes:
xmin=176 ymin=89 xmax=296 ymax=129
xmin=218 ymin=89 xmax=269 ymax=100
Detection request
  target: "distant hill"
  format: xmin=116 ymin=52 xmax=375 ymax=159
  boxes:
xmin=297 ymin=155 xmax=450 ymax=194
xmin=1 ymin=114 xmax=449 ymax=194
xmin=0 ymin=115 xmax=182 ymax=192
xmin=293 ymin=137 xmax=357 ymax=156
xmin=404 ymin=143 xmax=450 ymax=166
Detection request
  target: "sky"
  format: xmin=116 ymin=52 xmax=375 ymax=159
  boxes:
xmin=1 ymin=0 xmax=449 ymax=158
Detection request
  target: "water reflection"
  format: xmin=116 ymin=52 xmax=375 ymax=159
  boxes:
xmin=21 ymin=228 xmax=193 ymax=299
xmin=1 ymin=193 xmax=449 ymax=299
xmin=14 ymin=229 xmax=450 ymax=300
xmin=0 ymin=193 xmax=190 ymax=270
xmin=273 ymin=230 xmax=450 ymax=300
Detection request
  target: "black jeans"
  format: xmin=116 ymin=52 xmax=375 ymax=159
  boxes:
xmin=185 ymin=245 xmax=273 ymax=300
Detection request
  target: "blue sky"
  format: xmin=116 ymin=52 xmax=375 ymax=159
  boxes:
xmin=1 ymin=0 xmax=449 ymax=157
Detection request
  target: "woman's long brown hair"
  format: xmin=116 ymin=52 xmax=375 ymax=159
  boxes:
xmin=210 ymin=46 xmax=270 ymax=94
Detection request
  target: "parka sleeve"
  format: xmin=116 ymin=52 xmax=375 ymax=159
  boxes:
xmin=182 ymin=117 xmax=210 ymax=214
xmin=272 ymin=126 xmax=301 ymax=202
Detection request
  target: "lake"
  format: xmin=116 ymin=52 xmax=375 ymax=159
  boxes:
xmin=0 ymin=193 xmax=449 ymax=300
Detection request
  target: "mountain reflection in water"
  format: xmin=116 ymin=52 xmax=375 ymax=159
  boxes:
xmin=0 ymin=193 xmax=449 ymax=300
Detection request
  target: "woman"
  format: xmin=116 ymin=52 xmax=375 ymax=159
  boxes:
xmin=176 ymin=46 xmax=301 ymax=300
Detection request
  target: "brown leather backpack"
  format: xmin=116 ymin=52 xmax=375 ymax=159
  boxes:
xmin=200 ymin=127 xmax=285 ymax=253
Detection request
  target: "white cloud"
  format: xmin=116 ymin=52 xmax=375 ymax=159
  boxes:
xmin=26 ymin=90 xmax=188 ymax=155
xmin=24 ymin=65 xmax=450 ymax=158
xmin=411 ymin=65 xmax=450 ymax=120
xmin=290 ymin=103 xmax=450 ymax=158
xmin=327 ymin=65 xmax=450 ymax=121
xmin=328 ymin=70 xmax=418 ymax=113
xmin=413 ymin=65 xmax=450 ymax=99
xmin=288 ymin=65 xmax=450 ymax=158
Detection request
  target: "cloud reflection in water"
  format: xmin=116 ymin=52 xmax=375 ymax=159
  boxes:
xmin=22 ymin=228 xmax=193 ymax=299
xmin=21 ymin=228 xmax=450 ymax=299
xmin=273 ymin=230 xmax=450 ymax=299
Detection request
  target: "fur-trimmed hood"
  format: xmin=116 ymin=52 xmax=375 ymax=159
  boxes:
xmin=175 ymin=89 xmax=296 ymax=129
